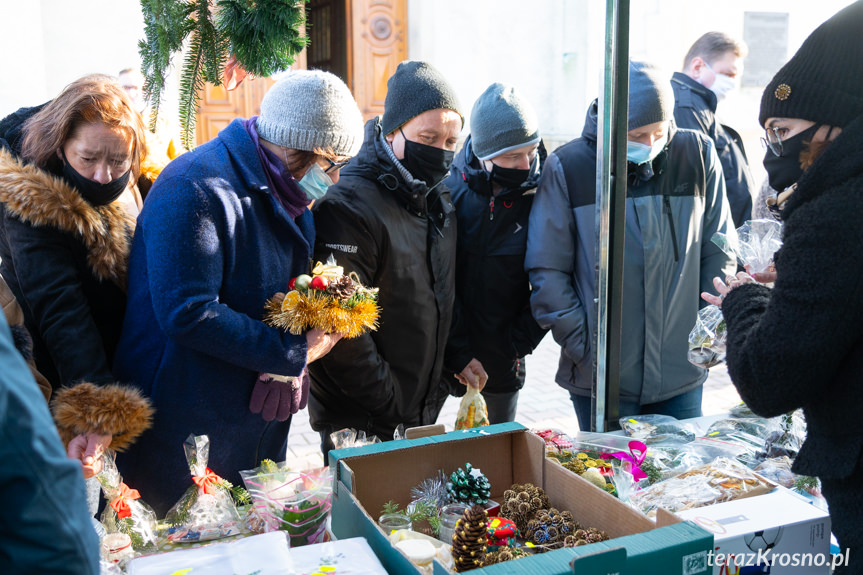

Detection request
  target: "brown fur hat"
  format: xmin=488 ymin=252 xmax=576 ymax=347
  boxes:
xmin=51 ymin=382 xmax=154 ymax=452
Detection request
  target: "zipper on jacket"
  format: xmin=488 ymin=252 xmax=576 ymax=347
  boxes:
xmin=489 ymin=196 xmax=495 ymax=221
xmin=663 ymin=195 xmax=679 ymax=262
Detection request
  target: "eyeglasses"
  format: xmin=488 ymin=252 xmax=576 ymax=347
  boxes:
xmin=324 ymin=158 xmax=350 ymax=174
xmin=760 ymin=127 xmax=784 ymax=157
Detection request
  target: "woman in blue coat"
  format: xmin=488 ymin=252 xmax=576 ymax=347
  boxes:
xmin=113 ymin=71 xmax=364 ymax=515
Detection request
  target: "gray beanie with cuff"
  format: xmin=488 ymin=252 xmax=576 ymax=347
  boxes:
xmin=470 ymin=83 xmax=540 ymax=161
xmin=380 ymin=61 xmax=464 ymax=136
xmin=257 ymin=70 xmax=364 ymax=157
xmin=628 ymin=60 xmax=674 ymax=130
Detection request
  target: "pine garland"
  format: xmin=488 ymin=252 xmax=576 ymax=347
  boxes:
xmin=138 ymin=0 xmax=309 ymax=149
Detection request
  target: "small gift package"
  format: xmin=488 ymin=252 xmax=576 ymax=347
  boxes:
xmin=264 ymin=254 xmax=379 ymax=338
xmin=240 ymin=460 xmax=333 ymax=547
xmin=454 ymin=386 xmax=490 ymax=430
xmin=164 ymin=434 xmax=245 ymax=543
xmin=688 ymin=304 xmax=727 ymax=368
xmin=97 ymin=451 xmax=160 ymax=554
xmin=712 ymin=218 xmax=783 ymax=275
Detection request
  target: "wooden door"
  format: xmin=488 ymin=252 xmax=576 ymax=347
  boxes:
xmin=195 ymin=77 xmax=275 ymax=146
xmin=194 ymin=0 xmax=407 ymax=145
xmin=348 ymin=0 xmax=408 ymax=121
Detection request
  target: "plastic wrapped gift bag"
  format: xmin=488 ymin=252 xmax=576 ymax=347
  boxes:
xmin=688 ymin=304 xmax=727 ymax=368
xmin=712 ymin=218 xmax=783 ymax=274
xmin=97 ymin=451 xmax=160 ymax=554
xmin=240 ymin=460 xmax=333 ymax=547
xmin=454 ymin=386 xmax=490 ymax=430
xmin=164 ymin=434 xmax=245 ymax=542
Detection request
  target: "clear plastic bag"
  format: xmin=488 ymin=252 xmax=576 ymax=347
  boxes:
xmin=164 ymin=435 xmax=245 ymax=543
xmin=711 ymin=218 xmax=783 ymax=274
xmin=97 ymin=451 xmax=160 ymax=553
xmin=454 ymin=386 xmax=490 ymax=430
xmin=619 ymin=414 xmax=697 ymax=444
xmin=629 ymin=457 xmax=774 ymax=516
xmin=330 ymin=428 xmax=381 ymax=449
xmin=688 ymin=305 xmax=727 ymax=368
xmin=239 ymin=460 xmax=332 ymax=547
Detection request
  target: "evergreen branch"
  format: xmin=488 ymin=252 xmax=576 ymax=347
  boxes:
xmin=139 ymin=0 xmax=195 ymax=131
xmin=217 ymin=0 xmax=309 ymax=76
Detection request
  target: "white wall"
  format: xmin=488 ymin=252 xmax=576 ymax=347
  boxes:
xmin=0 ymin=0 xmax=145 ymax=115
xmin=408 ymin=0 xmax=856 ymax=187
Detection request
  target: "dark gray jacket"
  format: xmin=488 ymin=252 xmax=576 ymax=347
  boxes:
xmin=672 ymin=72 xmax=755 ymax=228
xmin=526 ymin=101 xmax=736 ymax=404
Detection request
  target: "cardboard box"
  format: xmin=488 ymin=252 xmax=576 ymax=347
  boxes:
xmin=330 ymin=423 xmax=713 ymax=574
xmin=661 ymin=487 xmax=832 ymax=574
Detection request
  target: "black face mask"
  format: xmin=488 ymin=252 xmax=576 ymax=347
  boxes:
xmin=61 ymin=152 xmax=131 ymax=206
xmin=399 ymin=128 xmax=454 ymax=189
xmin=762 ymin=123 xmax=820 ymax=192
xmin=488 ymin=154 xmax=538 ymax=189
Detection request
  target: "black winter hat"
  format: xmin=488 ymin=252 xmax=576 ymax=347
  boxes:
xmin=380 ymin=61 xmax=464 ymax=136
xmin=760 ymin=0 xmax=863 ymax=128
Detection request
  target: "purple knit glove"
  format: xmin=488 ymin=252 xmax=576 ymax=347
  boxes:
xmin=249 ymin=369 xmax=308 ymax=422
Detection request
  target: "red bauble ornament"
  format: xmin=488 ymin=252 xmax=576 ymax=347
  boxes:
xmin=310 ymin=275 xmax=329 ymax=290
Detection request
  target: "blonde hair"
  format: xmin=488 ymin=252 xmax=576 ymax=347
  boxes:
xmin=21 ymin=74 xmax=148 ymax=179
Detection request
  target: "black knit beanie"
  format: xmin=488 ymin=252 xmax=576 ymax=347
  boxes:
xmin=760 ymin=0 xmax=863 ymax=128
xmin=380 ymin=61 xmax=464 ymax=136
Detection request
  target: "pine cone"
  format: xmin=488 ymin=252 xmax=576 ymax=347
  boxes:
xmin=451 ymin=505 xmax=489 ymax=572
xmin=326 ymin=275 xmax=357 ymax=301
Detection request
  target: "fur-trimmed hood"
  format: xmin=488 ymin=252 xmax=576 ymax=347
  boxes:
xmin=0 ymin=147 xmax=136 ymax=290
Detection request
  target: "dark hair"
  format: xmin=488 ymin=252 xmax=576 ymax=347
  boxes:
xmin=20 ymin=74 xmax=148 ymax=179
xmin=683 ymin=32 xmax=747 ymax=71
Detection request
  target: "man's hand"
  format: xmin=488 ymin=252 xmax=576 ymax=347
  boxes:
xmin=306 ymin=328 xmax=343 ymax=363
xmin=454 ymin=358 xmax=488 ymax=391
xmin=67 ymin=432 xmax=112 ymax=478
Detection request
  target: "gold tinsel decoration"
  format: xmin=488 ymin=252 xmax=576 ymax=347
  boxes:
xmin=263 ymin=268 xmax=379 ymax=339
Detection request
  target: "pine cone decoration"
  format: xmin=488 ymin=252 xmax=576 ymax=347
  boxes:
xmin=500 ymin=483 xmax=549 ymax=534
xmin=326 ymin=275 xmax=357 ymax=301
xmin=451 ymin=505 xmax=488 ymax=572
xmin=447 ymin=463 xmax=491 ymax=506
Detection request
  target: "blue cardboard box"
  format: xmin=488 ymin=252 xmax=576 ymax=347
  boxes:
xmin=329 ymin=423 xmax=713 ymax=574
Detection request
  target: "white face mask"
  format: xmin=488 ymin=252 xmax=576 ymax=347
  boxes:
xmin=709 ymin=73 xmax=737 ymax=102
xmin=626 ymin=131 xmax=668 ymax=165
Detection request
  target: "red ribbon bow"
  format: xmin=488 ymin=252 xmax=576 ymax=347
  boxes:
xmin=109 ymin=482 xmax=141 ymax=519
xmin=192 ymin=467 xmax=222 ymax=495
xmin=600 ymin=440 xmax=648 ymax=481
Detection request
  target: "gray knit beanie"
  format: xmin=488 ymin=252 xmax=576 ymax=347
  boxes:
xmin=257 ymin=70 xmax=364 ymax=156
xmin=380 ymin=61 xmax=464 ymax=135
xmin=469 ymin=83 xmax=540 ymax=161
xmin=628 ymin=60 xmax=674 ymax=130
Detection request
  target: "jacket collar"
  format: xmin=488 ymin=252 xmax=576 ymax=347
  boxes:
xmin=454 ymin=135 xmax=546 ymax=198
xmin=0 ymin=148 xmax=136 ymax=290
xmin=671 ymin=72 xmax=718 ymax=112
xmin=785 ymin=113 xmax=863 ymax=218
xmin=348 ymin=118 xmax=437 ymax=215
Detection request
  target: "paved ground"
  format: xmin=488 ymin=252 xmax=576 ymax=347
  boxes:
xmin=286 ymin=334 xmax=741 ymax=465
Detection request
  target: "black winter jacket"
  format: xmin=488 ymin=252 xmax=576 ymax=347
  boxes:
xmin=309 ymin=118 xmax=457 ymax=439
xmin=672 ymin=72 xmax=755 ymax=228
xmin=722 ymin=113 xmax=863 ymax=482
xmin=441 ymin=136 xmax=547 ymax=395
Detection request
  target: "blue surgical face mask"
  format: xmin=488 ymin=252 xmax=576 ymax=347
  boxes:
xmin=297 ymin=162 xmax=335 ymax=201
xmin=626 ymin=132 xmax=668 ymax=165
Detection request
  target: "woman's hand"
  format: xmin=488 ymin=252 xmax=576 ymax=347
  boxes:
xmin=306 ymin=328 xmax=343 ymax=363
xmin=746 ymin=264 xmax=777 ymax=284
xmin=701 ymin=272 xmax=756 ymax=307
xmin=455 ymin=358 xmax=488 ymax=391
xmin=67 ymin=432 xmax=112 ymax=478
